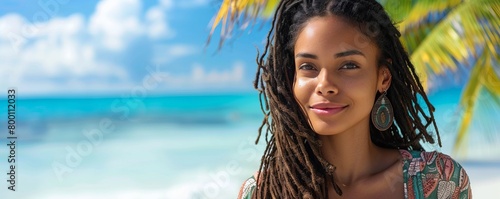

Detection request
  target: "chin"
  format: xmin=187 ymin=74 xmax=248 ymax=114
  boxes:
xmin=310 ymin=122 xmax=345 ymax=136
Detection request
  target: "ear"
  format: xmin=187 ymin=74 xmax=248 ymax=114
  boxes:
xmin=377 ymin=65 xmax=391 ymax=92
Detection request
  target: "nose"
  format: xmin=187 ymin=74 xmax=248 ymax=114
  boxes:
xmin=316 ymin=69 xmax=338 ymax=95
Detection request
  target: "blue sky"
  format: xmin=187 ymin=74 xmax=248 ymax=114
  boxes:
xmin=0 ymin=0 xmax=272 ymax=97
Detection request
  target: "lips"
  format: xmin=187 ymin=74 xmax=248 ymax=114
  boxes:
xmin=310 ymin=102 xmax=348 ymax=115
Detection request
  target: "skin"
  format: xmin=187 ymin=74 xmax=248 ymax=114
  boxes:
xmin=293 ymin=15 xmax=404 ymax=198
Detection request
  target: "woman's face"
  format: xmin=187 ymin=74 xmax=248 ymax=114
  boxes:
xmin=293 ymin=15 xmax=391 ymax=135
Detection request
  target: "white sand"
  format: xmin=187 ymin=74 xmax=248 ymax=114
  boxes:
xmin=472 ymin=178 xmax=500 ymax=199
xmin=462 ymin=161 xmax=500 ymax=198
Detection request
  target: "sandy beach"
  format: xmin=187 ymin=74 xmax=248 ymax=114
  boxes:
xmin=462 ymin=161 xmax=500 ymax=198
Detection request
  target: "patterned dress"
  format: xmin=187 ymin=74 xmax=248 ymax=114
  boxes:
xmin=237 ymin=150 xmax=472 ymax=199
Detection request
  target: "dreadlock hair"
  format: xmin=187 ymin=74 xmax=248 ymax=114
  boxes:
xmin=252 ymin=0 xmax=442 ymax=198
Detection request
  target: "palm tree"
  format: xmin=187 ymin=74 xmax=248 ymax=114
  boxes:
xmin=208 ymin=0 xmax=500 ymax=156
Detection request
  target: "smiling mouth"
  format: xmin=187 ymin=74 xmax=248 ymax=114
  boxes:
xmin=310 ymin=106 xmax=347 ymax=115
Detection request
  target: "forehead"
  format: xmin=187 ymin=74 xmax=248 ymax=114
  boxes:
xmin=294 ymin=15 xmax=379 ymax=57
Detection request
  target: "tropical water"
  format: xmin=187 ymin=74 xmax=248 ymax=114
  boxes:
xmin=0 ymin=88 xmax=498 ymax=199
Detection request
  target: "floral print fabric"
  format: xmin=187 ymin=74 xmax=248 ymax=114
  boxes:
xmin=401 ymin=150 xmax=472 ymax=199
xmin=238 ymin=173 xmax=256 ymax=199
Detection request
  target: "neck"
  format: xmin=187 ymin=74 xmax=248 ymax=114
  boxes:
xmin=319 ymin=120 xmax=393 ymax=186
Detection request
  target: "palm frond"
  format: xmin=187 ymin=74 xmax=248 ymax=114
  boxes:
xmin=410 ymin=0 xmax=500 ymax=91
xmin=379 ymin=0 xmax=416 ymax=24
xmin=207 ymin=0 xmax=278 ymax=49
xmin=481 ymin=58 xmax=500 ymax=96
xmin=382 ymin=0 xmax=463 ymax=53
xmin=453 ymin=53 xmax=487 ymax=155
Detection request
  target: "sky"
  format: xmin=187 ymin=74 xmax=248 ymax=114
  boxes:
xmin=0 ymin=0 xmax=272 ymax=97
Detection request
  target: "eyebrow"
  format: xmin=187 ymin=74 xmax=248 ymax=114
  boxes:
xmin=334 ymin=50 xmax=365 ymax=58
xmin=295 ymin=53 xmax=317 ymax=59
xmin=295 ymin=50 xmax=365 ymax=59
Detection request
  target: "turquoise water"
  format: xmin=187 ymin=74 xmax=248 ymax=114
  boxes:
xmin=0 ymin=89 xmax=498 ymax=198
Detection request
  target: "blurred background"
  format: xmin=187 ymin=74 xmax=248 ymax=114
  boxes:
xmin=0 ymin=0 xmax=498 ymax=198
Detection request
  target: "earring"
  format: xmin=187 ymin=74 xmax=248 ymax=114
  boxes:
xmin=371 ymin=90 xmax=394 ymax=131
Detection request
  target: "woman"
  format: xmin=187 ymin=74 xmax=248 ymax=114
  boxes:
xmin=238 ymin=0 xmax=472 ymax=198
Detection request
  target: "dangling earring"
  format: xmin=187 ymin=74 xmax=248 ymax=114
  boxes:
xmin=371 ymin=90 xmax=394 ymax=131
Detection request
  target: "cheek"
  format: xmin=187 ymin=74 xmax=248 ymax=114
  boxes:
xmin=293 ymin=78 xmax=311 ymax=106
xmin=343 ymin=75 xmax=378 ymax=107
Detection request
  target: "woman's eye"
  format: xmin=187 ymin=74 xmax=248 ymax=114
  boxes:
xmin=298 ymin=64 xmax=315 ymax=70
xmin=340 ymin=62 xmax=359 ymax=70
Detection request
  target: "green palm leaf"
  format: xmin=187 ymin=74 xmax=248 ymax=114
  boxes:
xmin=397 ymin=0 xmax=500 ymax=154
xmin=407 ymin=0 xmax=500 ymax=87
xmin=207 ymin=0 xmax=278 ymax=49
xmin=382 ymin=0 xmax=463 ymax=53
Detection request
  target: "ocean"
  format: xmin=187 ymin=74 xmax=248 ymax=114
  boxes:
xmin=0 ymin=88 xmax=498 ymax=199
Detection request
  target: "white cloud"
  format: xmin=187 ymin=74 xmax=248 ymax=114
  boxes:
xmin=0 ymin=0 xmax=241 ymax=96
xmin=155 ymin=0 xmax=209 ymax=8
xmin=167 ymin=45 xmax=198 ymax=57
xmin=0 ymin=14 xmax=24 ymax=34
xmin=89 ymin=0 xmax=143 ymax=51
xmin=0 ymin=14 xmax=34 ymax=51
xmin=88 ymin=0 xmax=175 ymax=50
xmin=146 ymin=7 xmax=167 ymax=39
xmin=0 ymin=0 xmax=182 ymax=96
xmin=152 ymin=44 xmax=198 ymax=65
xmin=159 ymin=0 xmax=174 ymax=10
xmin=192 ymin=62 xmax=244 ymax=84
xmin=8 ymin=80 xmax=136 ymax=96
xmin=145 ymin=6 xmax=174 ymax=39
xmin=0 ymin=13 xmax=131 ymax=95
xmin=157 ymin=62 xmax=247 ymax=90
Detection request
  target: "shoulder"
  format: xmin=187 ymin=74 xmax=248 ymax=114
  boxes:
xmin=401 ymin=150 xmax=472 ymax=198
xmin=237 ymin=172 xmax=258 ymax=199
